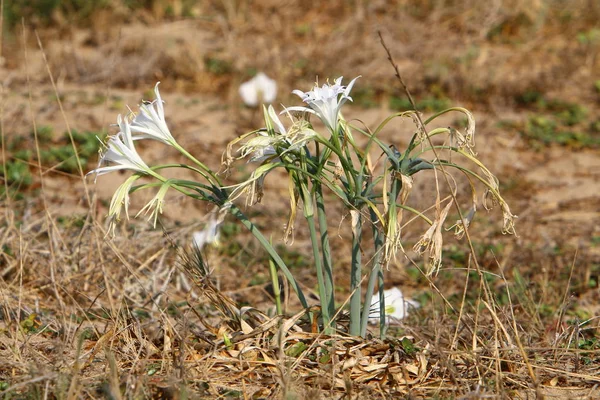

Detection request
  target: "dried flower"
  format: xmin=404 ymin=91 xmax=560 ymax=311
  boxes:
xmin=136 ymin=181 xmax=171 ymax=228
xmin=413 ymin=202 xmax=453 ymax=275
xmin=105 ymin=174 xmax=140 ymax=237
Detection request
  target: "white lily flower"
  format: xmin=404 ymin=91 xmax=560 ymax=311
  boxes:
xmin=193 ymin=219 xmax=220 ymax=249
xmin=288 ymin=76 xmax=360 ymax=132
xmin=239 ymin=72 xmax=277 ymax=107
xmin=369 ymin=287 xmax=419 ymax=325
xmin=130 ymin=82 xmax=177 ymax=146
xmin=88 ymin=114 xmax=153 ymax=178
xmin=192 ymin=203 xmax=231 ymax=249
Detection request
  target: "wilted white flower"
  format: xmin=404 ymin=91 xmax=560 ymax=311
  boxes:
xmin=105 ymin=174 xmax=140 ymax=236
xmin=130 ymin=82 xmax=177 ymax=146
xmin=239 ymin=72 xmax=277 ymax=106
xmin=88 ymin=115 xmax=153 ymax=178
xmin=193 ymin=219 xmax=220 ymax=249
xmin=369 ymin=287 xmax=419 ymax=325
xmin=288 ymin=76 xmax=360 ymax=132
xmin=136 ymin=182 xmax=171 ymax=228
xmin=192 ymin=203 xmax=231 ymax=249
xmin=248 ymin=143 xmax=278 ymax=163
xmin=452 ymin=204 xmax=476 ymax=240
xmin=239 ymin=134 xmax=280 ymax=163
xmin=501 ymin=201 xmax=518 ymax=235
xmin=238 ymin=105 xmax=316 ymax=163
xmin=448 ymin=108 xmax=476 ymax=156
xmin=413 ymin=202 xmax=453 ymax=275
xmin=480 ymin=168 xmax=517 ymax=236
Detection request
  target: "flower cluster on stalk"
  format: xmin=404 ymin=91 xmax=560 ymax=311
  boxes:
xmin=88 ymin=83 xmax=184 ymax=235
xmin=88 ymin=75 xmax=518 ymax=339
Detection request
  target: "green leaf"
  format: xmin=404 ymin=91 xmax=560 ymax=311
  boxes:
xmin=401 ymin=337 xmax=417 ymax=355
xmin=285 ymin=342 xmax=308 ymax=357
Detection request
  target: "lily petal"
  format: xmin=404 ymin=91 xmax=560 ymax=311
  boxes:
xmin=129 ymin=82 xmax=177 ymax=146
xmin=291 ymin=76 xmax=360 ymax=132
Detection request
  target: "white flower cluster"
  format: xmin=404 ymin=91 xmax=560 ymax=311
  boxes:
xmin=88 ymin=83 xmax=181 ymax=235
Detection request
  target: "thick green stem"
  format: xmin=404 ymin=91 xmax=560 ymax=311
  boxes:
xmin=314 ymin=184 xmax=335 ymax=320
xmin=327 ymin=127 xmax=355 ymax=193
xmin=268 ymin=257 xmax=282 ymax=315
xmin=360 ymin=209 xmax=385 ymax=337
xmin=349 ymin=211 xmax=362 ymax=336
xmin=382 ymin=176 xmax=403 ymax=337
xmin=306 ymin=213 xmax=332 ymax=333
xmin=229 ymin=205 xmax=308 ymax=309
xmin=378 ymin=266 xmax=386 ymax=339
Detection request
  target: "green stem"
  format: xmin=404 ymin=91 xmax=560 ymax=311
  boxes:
xmin=229 ymin=204 xmax=308 ymax=309
xmin=314 ymin=183 xmax=335 ymax=321
xmin=378 ymin=262 xmax=386 ymax=339
xmin=325 ymin=127 xmax=356 ymax=194
xmin=173 ymin=143 xmax=222 ymax=186
xmin=360 ymin=208 xmax=385 ymax=337
xmin=383 ymin=176 xmax=403 ymax=336
xmin=268 ymin=256 xmax=282 ymax=315
xmin=305 ymin=208 xmax=332 ymax=333
xmin=298 ymin=155 xmax=332 ymax=332
xmin=349 ymin=210 xmax=362 ymax=336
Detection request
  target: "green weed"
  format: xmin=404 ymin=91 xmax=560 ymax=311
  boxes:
xmin=204 ymin=57 xmax=232 ymax=76
xmin=0 ymin=159 xmax=33 ymax=189
xmin=40 ymin=130 xmax=105 ymax=174
xmin=519 ymin=115 xmax=599 ymax=149
xmin=576 ymin=28 xmax=600 ymax=46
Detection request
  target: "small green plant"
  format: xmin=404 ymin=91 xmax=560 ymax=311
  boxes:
xmin=204 ymin=56 xmax=232 ymax=75
xmin=514 ymin=90 xmax=545 ymax=108
xmin=36 ymin=125 xmax=54 ymax=144
xmin=576 ymin=28 xmax=600 ymax=46
xmin=41 ymin=130 xmax=105 ymax=173
xmin=19 ymin=313 xmax=41 ymax=334
xmin=520 ymin=115 xmax=599 ymax=149
xmin=90 ymin=76 xmax=515 ymax=338
xmin=553 ymin=102 xmax=587 ymax=126
xmin=1 ymin=128 xmax=105 ymax=198
xmin=0 ymin=159 xmax=33 ymax=190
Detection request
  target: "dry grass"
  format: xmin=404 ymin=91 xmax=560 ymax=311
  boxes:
xmin=1 ymin=0 xmax=599 ymax=398
xmin=1 ymin=206 xmax=599 ymax=398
